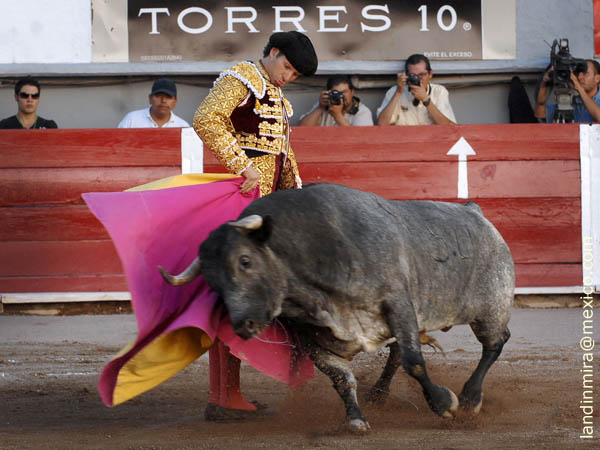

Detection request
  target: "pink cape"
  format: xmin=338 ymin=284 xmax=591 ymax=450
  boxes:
xmin=83 ymin=178 xmax=313 ymax=407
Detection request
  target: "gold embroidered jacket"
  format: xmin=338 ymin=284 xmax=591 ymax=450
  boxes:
xmin=193 ymin=61 xmax=302 ymax=197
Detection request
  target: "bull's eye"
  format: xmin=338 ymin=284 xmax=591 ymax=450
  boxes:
xmin=239 ymin=255 xmax=251 ymax=270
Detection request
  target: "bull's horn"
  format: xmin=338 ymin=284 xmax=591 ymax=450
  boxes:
xmin=158 ymin=257 xmax=202 ymax=286
xmin=229 ymin=214 xmax=263 ymax=230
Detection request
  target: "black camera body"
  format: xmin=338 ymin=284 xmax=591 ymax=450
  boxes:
xmin=328 ymin=90 xmax=345 ymax=105
xmin=550 ymin=38 xmax=586 ymax=88
xmin=406 ymin=73 xmax=421 ymax=86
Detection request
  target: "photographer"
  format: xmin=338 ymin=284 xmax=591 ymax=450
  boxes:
xmin=298 ymin=75 xmax=373 ymax=126
xmin=535 ymin=59 xmax=600 ymax=123
xmin=377 ymin=54 xmax=456 ymax=126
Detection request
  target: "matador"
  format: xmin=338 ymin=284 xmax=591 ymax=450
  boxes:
xmin=193 ymin=31 xmax=318 ymax=421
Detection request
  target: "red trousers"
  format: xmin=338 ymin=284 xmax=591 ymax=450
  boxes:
xmin=208 ymin=339 xmax=256 ymax=410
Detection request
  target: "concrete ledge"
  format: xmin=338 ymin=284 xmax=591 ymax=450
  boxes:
xmin=514 ymin=294 xmax=590 ymax=308
xmin=514 ymin=286 xmax=587 ymax=295
xmin=1 ymin=292 xmax=131 ymax=304
xmin=2 ymin=287 xmax=593 ymax=306
xmin=1 ymin=290 xmax=596 ymax=315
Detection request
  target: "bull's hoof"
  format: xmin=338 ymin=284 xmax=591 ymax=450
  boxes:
xmin=427 ymin=386 xmax=459 ymax=418
xmin=440 ymin=388 xmax=459 ymax=419
xmin=204 ymin=402 xmax=274 ymax=423
xmin=345 ymin=419 xmax=371 ymax=434
xmin=459 ymin=393 xmax=483 ymax=415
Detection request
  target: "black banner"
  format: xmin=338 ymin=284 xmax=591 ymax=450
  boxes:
xmin=128 ymin=1 xmax=482 ymax=62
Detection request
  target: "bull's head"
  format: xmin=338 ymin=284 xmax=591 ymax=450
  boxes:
xmin=159 ymin=214 xmax=284 ymax=340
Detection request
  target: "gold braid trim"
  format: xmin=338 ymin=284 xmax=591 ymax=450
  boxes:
xmin=251 ymin=153 xmax=277 ymax=197
xmin=282 ymin=96 xmax=294 ymax=118
xmin=215 ymin=61 xmax=266 ymax=99
xmin=278 ymin=145 xmax=302 ymax=190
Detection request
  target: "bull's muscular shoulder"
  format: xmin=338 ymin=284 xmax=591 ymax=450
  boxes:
xmin=214 ymin=61 xmax=266 ymax=100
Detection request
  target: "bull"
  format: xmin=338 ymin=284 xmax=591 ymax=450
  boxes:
xmin=159 ymin=183 xmax=514 ymax=433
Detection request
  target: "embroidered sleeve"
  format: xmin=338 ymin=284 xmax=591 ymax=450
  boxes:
xmin=278 ymin=145 xmax=302 ymax=190
xmin=193 ymin=74 xmax=253 ymax=175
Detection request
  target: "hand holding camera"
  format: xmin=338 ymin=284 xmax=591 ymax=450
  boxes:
xmin=326 ymin=89 xmax=345 ymax=118
xmin=406 ymin=73 xmax=421 ymax=87
xmin=396 ymin=72 xmax=408 ymax=93
xmin=328 ymin=90 xmax=345 ymax=105
xmin=318 ymin=90 xmax=330 ymax=108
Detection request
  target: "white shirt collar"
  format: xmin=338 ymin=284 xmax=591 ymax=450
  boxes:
xmin=144 ymin=107 xmax=173 ymax=127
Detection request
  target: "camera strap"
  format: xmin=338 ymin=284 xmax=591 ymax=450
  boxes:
xmin=348 ymin=96 xmax=360 ymax=115
xmin=412 ymin=84 xmax=432 ymax=107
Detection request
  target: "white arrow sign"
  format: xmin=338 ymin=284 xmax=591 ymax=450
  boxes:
xmin=447 ymin=137 xmax=476 ymax=199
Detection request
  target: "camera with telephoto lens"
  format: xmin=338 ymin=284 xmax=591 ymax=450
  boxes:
xmin=328 ymin=90 xmax=345 ymax=105
xmin=550 ymin=38 xmax=586 ymax=88
xmin=406 ymin=73 xmax=421 ymax=86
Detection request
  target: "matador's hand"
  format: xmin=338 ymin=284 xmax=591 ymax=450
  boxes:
xmin=240 ymin=165 xmax=260 ymax=193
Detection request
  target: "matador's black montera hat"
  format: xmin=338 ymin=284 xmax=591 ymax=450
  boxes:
xmin=265 ymin=31 xmax=318 ymax=77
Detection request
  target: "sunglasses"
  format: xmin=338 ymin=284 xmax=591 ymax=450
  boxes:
xmin=18 ymin=92 xmax=40 ymax=99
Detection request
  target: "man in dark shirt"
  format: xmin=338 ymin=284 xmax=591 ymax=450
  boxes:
xmin=0 ymin=77 xmax=58 ymax=129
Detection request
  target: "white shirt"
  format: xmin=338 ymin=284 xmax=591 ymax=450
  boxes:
xmin=299 ymin=102 xmax=374 ymax=126
xmin=376 ymin=83 xmax=456 ymax=125
xmin=118 ymin=107 xmax=190 ymax=128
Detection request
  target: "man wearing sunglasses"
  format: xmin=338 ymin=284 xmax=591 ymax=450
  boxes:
xmin=0 ymin=77 xmax=58 ymax=129
xmin=377 ymin=54 xmax=456 ymax=126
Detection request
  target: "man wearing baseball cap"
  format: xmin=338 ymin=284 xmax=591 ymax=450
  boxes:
xmin=118 ymin=78 xmax=190 ymax=128
xmin=193 ymin=31 xmax=318 ymax=422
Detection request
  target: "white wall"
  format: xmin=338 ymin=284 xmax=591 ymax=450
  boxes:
xmin=0 ymin=0 xmax=594 ymax=73
xmin=0 ymin=0 xmax=91 ymax=64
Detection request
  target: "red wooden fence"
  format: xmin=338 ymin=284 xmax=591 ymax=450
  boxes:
xmin=0 ymin=124 xmax=581 ymax=293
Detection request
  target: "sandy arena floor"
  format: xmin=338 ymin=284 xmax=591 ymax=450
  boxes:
xmin=0 ymin=307 xmax=598 ymax=449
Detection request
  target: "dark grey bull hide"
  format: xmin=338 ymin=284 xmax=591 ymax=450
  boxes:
xmin=160 ymin=183 xmax=514 ymax=433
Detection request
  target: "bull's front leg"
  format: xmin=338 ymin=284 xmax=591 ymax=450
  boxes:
xmin=303 ymin=341 xmax=370 ymax=434
xmin=366 ymin=341 xmax=402 ymax=405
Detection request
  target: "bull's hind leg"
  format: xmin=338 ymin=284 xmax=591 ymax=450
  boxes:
xmin=399 ymin=336 xmax=459 ymax=418
xmin=388 ymin=315 xmax=458 ymax=418
xmin=304 ymin=343 xmax=370 ymax=433
xmin=366 ymin=342 xmax=402 ymax=405
xmin=459 ymin=321 xmax=511 ymax=414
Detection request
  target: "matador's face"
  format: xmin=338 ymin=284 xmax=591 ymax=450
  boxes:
xmin=262 ymin=48 xmax=300 ymax=88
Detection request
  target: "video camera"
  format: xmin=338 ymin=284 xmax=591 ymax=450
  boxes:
xmin=548 ymin=38 xmax=586 ymax=123
xmin=550 ymin=39 xmax=586 ymax=88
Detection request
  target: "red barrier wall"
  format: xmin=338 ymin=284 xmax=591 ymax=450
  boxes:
xmin=0 ymin=124 xmax=581 ymax=292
